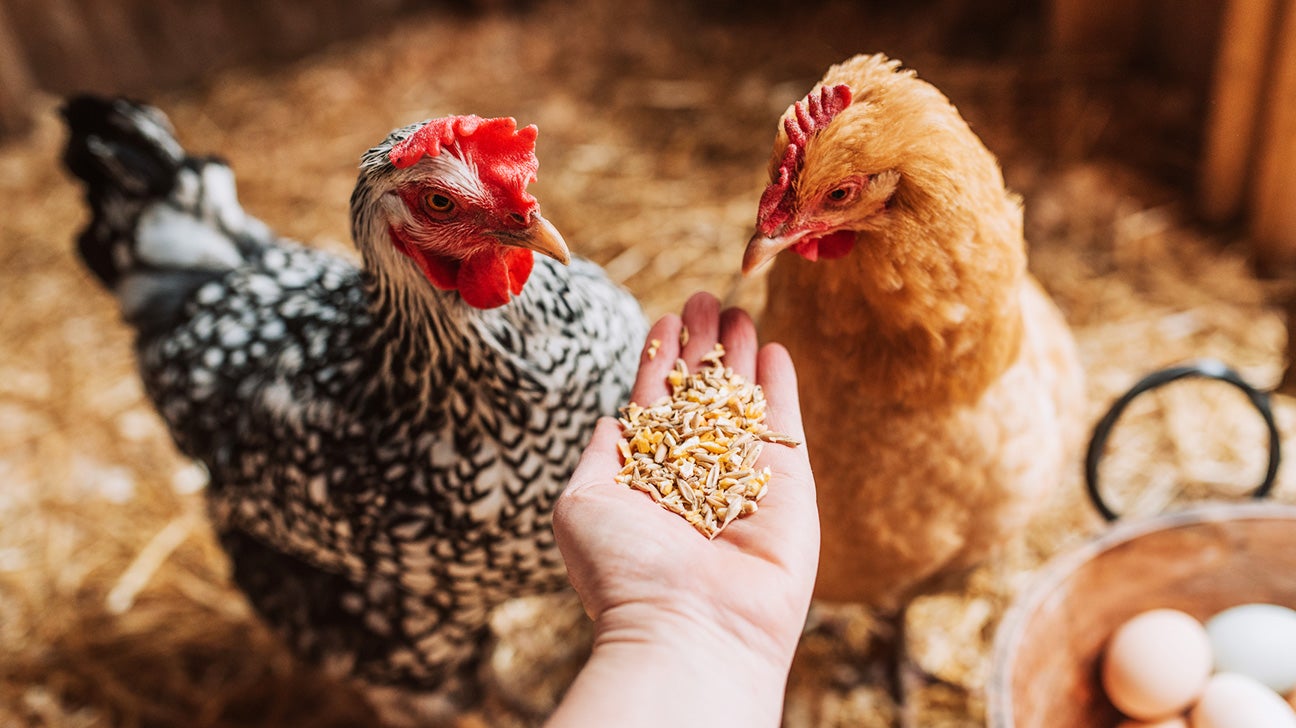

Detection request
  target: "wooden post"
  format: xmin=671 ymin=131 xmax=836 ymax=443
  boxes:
xmin=1257 ymin=0 xmax=1296 ymax=394
xmin=1199 ymin=0 xmax=1281 ymax=223
xmin=1252 ymin=0 xmax=1296 ymax=270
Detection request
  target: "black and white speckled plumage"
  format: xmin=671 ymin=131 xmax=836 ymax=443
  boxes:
xmin=61 ymin=97 xmax=646 ymax=721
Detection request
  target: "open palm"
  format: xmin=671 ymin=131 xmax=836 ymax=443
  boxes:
xmin=553 ymin=292 xmax=819 ymax=667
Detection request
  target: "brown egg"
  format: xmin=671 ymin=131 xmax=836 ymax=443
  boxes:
xmin=1118 ymin=718 xmax=1188 ymax=728
xmin=1102 ymin=609 xmax=1213 ymax=720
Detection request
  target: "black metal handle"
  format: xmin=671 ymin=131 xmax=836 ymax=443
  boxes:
xmin=1085 ymin=359 xmax=1282 ymax=521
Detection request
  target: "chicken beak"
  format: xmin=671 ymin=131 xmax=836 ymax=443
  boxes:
xmin=500 ymin=214 xmax=571 ymax=265
xmin=742 ymin=230 xmax=805 ymax=274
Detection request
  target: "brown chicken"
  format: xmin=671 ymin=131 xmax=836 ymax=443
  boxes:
xmin=743 ymin=54 xmax=1085 ymax=609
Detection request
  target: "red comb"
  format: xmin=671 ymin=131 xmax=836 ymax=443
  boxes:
xmin=756 ymin=84 xmax=852 ymax=235
xmin=389 ymin=115 xmax=541 ymax=216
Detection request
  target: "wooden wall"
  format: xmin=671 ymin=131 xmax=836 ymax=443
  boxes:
xmin=1052 ymin=0 xmax=1296 ymax=270
xmin=3 ymin=0 xmax=1295 ymax=267
xmin=0 ymin=1 xmax=35 ymax=135
xmin=0 ymin=0 xmax=424 ymax=137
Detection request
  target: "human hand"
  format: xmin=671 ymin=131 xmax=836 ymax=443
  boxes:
xmin=548 ymin=292 xmax=819 ymax=728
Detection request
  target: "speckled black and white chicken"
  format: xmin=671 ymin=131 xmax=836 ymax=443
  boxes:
xmin=60 ymin=96 xmax=646 ymax=724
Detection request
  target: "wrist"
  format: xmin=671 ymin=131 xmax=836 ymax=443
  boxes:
xmin=594 ymin=600 xmax=796 ymax=676
xmin=548 ymin=603 xmax=793 ymax=728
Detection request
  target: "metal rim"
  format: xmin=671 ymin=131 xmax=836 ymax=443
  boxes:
xmin=1084 ymin=358 xmax=1282 ymax=521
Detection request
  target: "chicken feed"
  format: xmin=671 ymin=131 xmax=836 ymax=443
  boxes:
xmin=614 ymin=343 xmax=799 ymax=538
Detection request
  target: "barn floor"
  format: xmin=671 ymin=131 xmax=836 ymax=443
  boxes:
xmin=1 ymin=1 xmax=1293 ymax=726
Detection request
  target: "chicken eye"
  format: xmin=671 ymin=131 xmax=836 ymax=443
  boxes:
xmin=425 ymin=193 xmax=455 ymax=213
xmin=828 ymin=186 xmax=852 ymax=202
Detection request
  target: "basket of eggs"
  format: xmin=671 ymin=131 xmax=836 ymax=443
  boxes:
xmin=988 ymin=360 xmax=1296 ymax=728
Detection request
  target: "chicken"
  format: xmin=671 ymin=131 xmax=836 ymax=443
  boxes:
xmin=60 ymin=96 xmax=646 ymax=724
xmin=742 ymin=55 xmax=1085 ymax=610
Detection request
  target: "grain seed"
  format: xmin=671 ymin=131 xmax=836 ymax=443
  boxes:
xmin=614 ymin=343 xmax=800 ymax=538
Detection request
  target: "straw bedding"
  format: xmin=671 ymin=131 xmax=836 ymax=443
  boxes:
xmin=0 ymin=1 xmax=1291 ymax=725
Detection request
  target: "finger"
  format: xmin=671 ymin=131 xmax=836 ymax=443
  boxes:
xmin=629 ymin=314 xmax=682 ymax=405
xmin=733 ymin=344 xmax=819 ymax=566
xmin=756 ymin=343 xmax=805 ymax=443
xmin=679 ymin=291 xmax=721 ymax=369
xmin=752 ymin=343 xmax=814 ymax=503
xmin=717 ymin=307 xmax=758 ymax=381
xmin=563 ymin=417 xmax=627 ymax=496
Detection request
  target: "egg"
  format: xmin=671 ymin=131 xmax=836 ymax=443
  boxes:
xmin=1118 ymin=718 xmax=1188 ymax=728
xmin=1206 ymin=604 xmax=1296 ymax=693
xmin=1191 ymin=673 xmax=1296 ymax=728
xmin=1102 ymin=609 xmax=1213 ymax=720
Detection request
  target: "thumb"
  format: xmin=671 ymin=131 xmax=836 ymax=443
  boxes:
xmin=566 ymin=417 xmax=625 ymax=495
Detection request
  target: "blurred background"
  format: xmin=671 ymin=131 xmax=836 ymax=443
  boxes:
xmin=1 ymin=0 xmax=1294 ymax=725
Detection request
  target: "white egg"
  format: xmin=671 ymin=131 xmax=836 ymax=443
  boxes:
xmin=1191 ymin=673 xmax=1296 ymax=728
xmin=1206 ymin=604 xmax=1296 ymax=693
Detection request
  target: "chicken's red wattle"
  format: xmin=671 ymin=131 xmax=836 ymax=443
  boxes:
xmin=457 ymin=248 xmax=533 ymax=309
xmin=390 ymin=229 xmax=534 ymax=309
xmin=792 ymin=230 xmax=855 ymax=262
